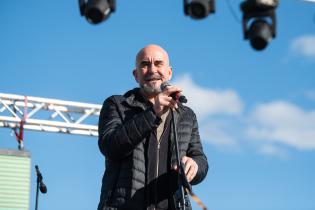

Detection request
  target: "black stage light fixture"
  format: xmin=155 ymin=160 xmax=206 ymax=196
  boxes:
xmin=241 ymin=0 xmax=279 ymax=51
xmin=79 ymin=0 xmax=116 ymax=24
xmin=184 ymin=0 xmax=215 ymax=19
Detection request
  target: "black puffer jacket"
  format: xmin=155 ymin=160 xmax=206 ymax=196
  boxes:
xmin=98 ymin=88 xmax=208 ymax=210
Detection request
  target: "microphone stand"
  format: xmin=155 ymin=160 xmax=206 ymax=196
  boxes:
xmin=171 ymin=109 xmax=192 ymax=210
xmin=35 ymin=173 xmax=40 ymax=210
xmin=35 ymin=165 xmax=47 ymax=210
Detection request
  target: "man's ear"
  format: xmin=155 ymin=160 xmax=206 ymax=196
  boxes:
xmin=133 ymin=69 xmax=139 ymax=83
xmin=168 ymin=66 xmax=173 ymax=80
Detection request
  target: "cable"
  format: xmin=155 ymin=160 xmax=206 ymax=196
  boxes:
xmin=225 ymin=0 xmax=241 ymax=24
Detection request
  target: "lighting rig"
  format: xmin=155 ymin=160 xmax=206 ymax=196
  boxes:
xmin=79 ymin=0 xmax=116 ymax=24
xmin=184 ymin=0 xmax=215 ymax=19
xmin=77 ymin=0 xmax=281 ymax=52
xmin=240 ymin=0 xmax=279 ymax=51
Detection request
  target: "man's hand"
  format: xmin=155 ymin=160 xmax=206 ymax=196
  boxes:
xmin=152 ymin=85 xmax=181 ymax=117
xmin=181 ymin=156 xmax=198 ymax=182
xmin=173 ymin=156 xmax=199 ymax=182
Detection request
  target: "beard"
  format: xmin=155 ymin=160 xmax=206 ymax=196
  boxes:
xmin=140 ymin=83 xmax=161 ymax=95
xmin=139 ymin=74 xmax=163 ymax=95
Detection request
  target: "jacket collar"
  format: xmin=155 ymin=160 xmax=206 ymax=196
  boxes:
xmin=122 ymin=88 xmax=151 ymax=110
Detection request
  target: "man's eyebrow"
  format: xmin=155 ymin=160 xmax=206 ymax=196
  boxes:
xmin=139 ymin=59 xmax=164 ymax=66
xmin=140 ymin=60 xmax=150 ymax=65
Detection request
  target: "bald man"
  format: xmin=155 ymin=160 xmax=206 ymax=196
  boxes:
xmin=97 ymin=45 xmax=208 ymax=210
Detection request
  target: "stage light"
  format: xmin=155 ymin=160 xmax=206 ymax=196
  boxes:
xmin=184 ymin=0 xmax=215 ymax=19
xmin=241 ymin=0 xmax=278 ymax=51
xmin=79 ymin=0 xmax=116 ymax=24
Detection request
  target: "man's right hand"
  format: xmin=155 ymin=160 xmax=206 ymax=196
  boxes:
xmin=152 ymin=85 xmax=181 ymax=117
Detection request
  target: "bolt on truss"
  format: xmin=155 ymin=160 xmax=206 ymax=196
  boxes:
xmin=0 ymin=93 xmax=102 ymax=137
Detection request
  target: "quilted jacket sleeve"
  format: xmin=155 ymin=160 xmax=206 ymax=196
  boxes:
xmin=187 ymin=112 xmax=208 ymax=185
xmin=98 ymin=96 xmax=161 ymax=161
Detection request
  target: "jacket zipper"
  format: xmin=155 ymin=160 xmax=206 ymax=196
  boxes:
xmin=154 ymin=112 xmax=169 ymax=209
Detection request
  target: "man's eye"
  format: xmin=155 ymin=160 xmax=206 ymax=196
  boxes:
xmin=155 ymin=62 xmax=163 ymax=67
xmin=140 ymin=62 xmax=150 ymax=68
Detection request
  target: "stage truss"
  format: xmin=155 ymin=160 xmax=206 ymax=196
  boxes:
xmin=0 ymin=93 xmax=102 ymax=137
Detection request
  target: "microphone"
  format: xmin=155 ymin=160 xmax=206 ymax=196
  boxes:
xmin=40 ymin=183 xmax=47 ymax=194
xmin=160 ymin=82 xmax=187 ymax=103
xmin=35 ymin=165 xmax=47 ymax=194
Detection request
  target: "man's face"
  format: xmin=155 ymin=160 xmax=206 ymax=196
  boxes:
xmin=133 ymin=46 xmax=172 ymax=95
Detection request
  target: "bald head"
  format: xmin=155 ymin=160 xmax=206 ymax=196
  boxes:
xmin=135 ymin=44 xmax=170 ymax=68
xmin=133 ymin=44 xmax=173 ymax=97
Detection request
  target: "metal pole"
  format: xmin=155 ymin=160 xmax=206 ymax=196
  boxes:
xmin=35 ymin=177 xmax=39 ymax=210
xmin=171 ymin=109 xmax=188 ymax=210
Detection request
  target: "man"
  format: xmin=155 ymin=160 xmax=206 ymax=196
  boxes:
xmin=97 ymin=44 xmax=208 ymax=210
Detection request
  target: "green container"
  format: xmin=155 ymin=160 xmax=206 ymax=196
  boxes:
xmin=0 ymin=149 xmax=31 ymax=210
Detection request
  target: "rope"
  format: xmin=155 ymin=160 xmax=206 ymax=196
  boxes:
xmin=186 ymin=188 xmax=208 ymax=210
xmin=13 ymin=96 xmax=28 ymax=150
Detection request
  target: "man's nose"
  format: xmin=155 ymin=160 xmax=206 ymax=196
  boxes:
xmin=148 ymin=63 xmax=157 ymax=73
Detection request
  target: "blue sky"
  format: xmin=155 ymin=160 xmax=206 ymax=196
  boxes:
xmin=1 ymin=0 xmax=315 ymax=210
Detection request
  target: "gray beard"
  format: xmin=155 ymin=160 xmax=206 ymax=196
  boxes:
xmin=140 ymin=83 xmax=161 ymax=95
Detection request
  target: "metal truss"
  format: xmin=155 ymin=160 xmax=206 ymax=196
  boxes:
xmin=0 ymin=93 xmax=102 ymax=137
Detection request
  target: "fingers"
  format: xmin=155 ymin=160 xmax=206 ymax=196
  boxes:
xmin=181 ymin=156 xmax=198 ymax=182
xmin=153 ymin=92 xmax=178 ymax=116
xmin=162 ymin=86 xmax=182 ymax=101
xmin=163 ymin=86 xmax=182 ymax=94
xmin=186 ymin=163 xmax=197 ymax=182
xmin=157 ymin=95 xmax=178 ymax=110
xmin=181 ymin=156 xmax=189 ymax=174
xmin=160 ymin=86 xmax=180 ymax=109
xmin=161 ymin=95 xmax=178 ymax=108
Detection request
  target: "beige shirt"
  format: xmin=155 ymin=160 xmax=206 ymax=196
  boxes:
xmin=156 ymin=110 xmax=170 ymax=142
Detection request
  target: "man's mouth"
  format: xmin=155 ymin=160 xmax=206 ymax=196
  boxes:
xmin=146 ymin=78 xmax=161 ymax=82
xmin=145 ymin=76 xmax=162 ymax=82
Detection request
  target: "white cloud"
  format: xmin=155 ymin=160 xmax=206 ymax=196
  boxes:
xmin=171 ymin=74 xmax=243 ymax=148
xmin=258 ymin=144 xmax=288 ymax=159
xmin=172 ymin=74 xmax=243 ymax=120
xmin=171 ymin=75 xmax=315 ymax=155
xmin=247 ymin=101 xmax=315 ymax=150
xmin=290 ymin=35 xmax=315 ymax=59
xmin=200 ymin=120 xmax=238 ymax=147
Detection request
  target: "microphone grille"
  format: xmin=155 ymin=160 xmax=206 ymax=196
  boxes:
xmin=160 ymin=81 xmax=171 ymax=91
xmin=40 ymin=183 xmax=47 ymax=194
